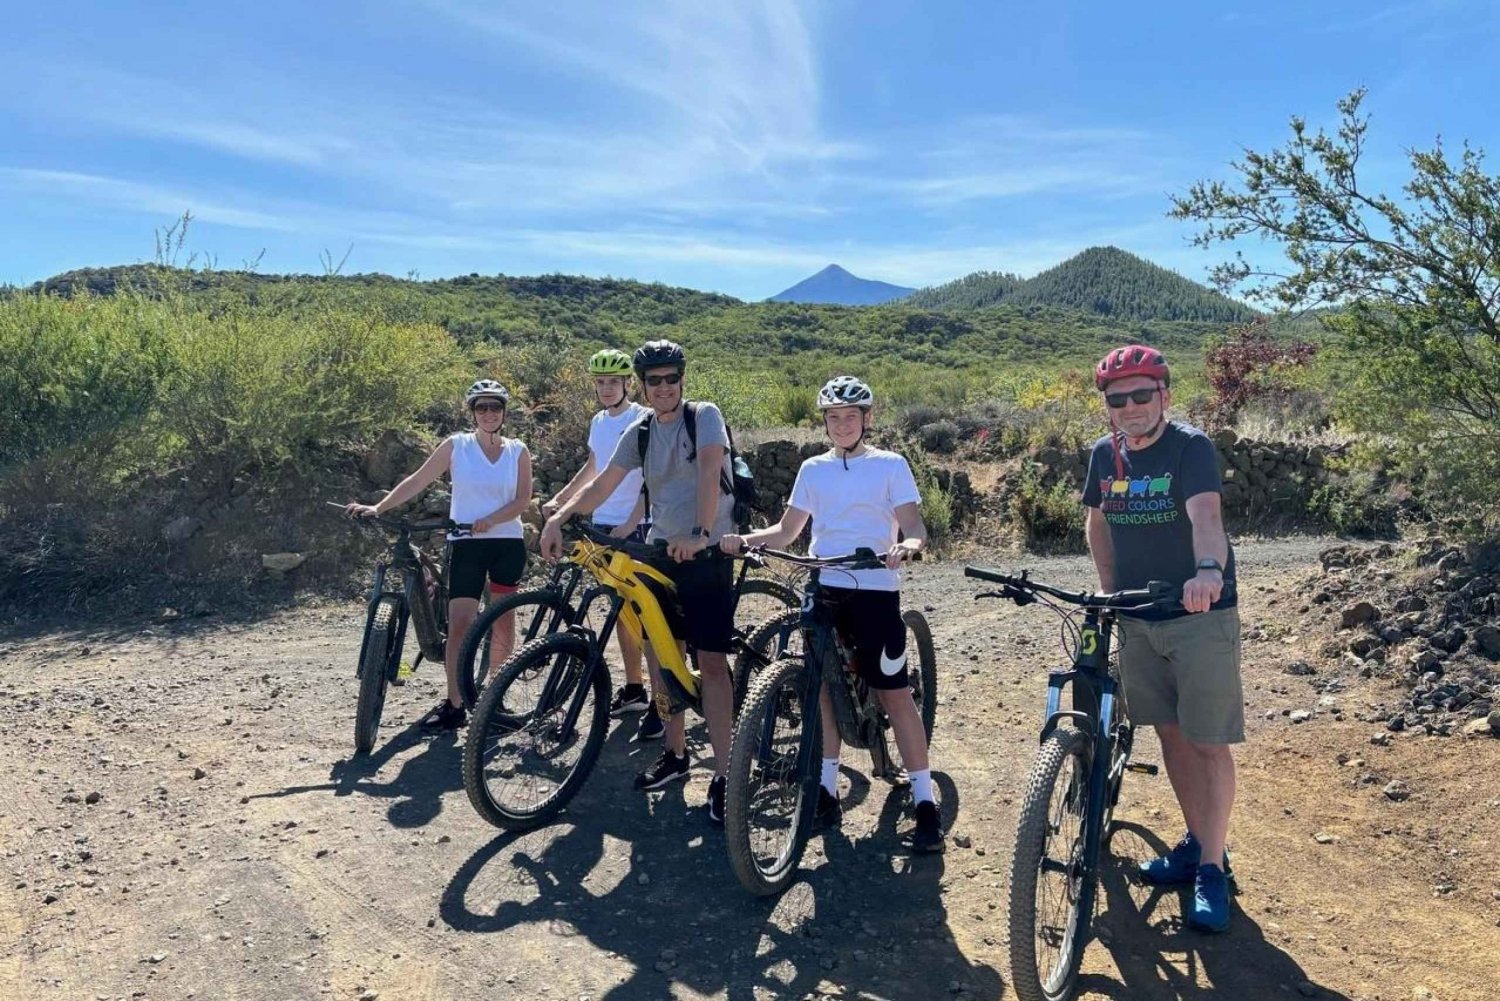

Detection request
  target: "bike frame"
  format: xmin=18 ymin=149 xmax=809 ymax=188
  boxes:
xmin=1037 ymin=608 xmax=1129 ymax=902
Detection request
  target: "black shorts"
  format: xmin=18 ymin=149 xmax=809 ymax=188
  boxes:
xmin=819 ymin=586 xmax=908 ymax=690
xmin=448 ymin=538 xmax=528 ymax=601
xmin=591 ymin=520 xmax=649 ymax=544
xmin=644 ymin=554 xmax=735 ymax=655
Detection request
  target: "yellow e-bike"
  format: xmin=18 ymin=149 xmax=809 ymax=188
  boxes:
xmin=461 ymin=524 xmax=792 ymax=830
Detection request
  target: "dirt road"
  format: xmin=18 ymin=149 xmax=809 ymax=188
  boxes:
xmin=3 ymin=538 xmax=1497 ymax=1001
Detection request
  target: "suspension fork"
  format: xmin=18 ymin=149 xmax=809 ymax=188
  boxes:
xmin=547 ymin=595 xmax=626 ymax=736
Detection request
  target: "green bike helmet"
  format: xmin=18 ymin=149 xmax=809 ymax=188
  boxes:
xmin=588 ymin=348 xmax=634 ymax=377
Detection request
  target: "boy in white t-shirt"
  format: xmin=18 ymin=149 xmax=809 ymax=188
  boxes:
xmin=721 ymin=376 xmax=944 ymax=853
xmin=544 ymin=349 xmax=655 ymax=733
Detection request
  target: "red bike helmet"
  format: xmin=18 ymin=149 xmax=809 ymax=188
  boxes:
xmin=1095 ymin=344 xmax=1170 ymax=390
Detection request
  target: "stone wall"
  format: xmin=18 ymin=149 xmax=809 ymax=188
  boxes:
xmin=1024 ymin=429 xmax=1346 ymax=520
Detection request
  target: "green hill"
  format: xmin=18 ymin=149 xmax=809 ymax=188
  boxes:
xmin=909 ymin=246 xmax=1256 ymax=323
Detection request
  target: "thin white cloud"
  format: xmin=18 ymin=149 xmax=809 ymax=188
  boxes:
xmin=0 ymin=168 xmax=294 ymax=231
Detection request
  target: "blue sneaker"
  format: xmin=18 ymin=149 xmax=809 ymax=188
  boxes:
xmin=1189 ymin=863 xmax=1231 ymax=932
xmin=1139 ymin=831 xmax=1232 ymax=887
xmin=1138 ymin=831 xmax=1201 ymax=886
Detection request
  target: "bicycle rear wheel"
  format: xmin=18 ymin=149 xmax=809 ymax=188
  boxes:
xmin=1009 ymin=726 xmax=1094 ymax=1001
xmin=353 ymin=597 xmax=401 ymax=755
xmin=457 ymin=587 xmax=577 ymax=708
xmin=725 ymin=655 xmax=821 ymax=897
xmin=903 ymin=609 xmax=938 ymax=744
xmin=735 ymin=578 xmax=798 ymax=634
xmin=462 ymin=632 xmax=609 ymax=830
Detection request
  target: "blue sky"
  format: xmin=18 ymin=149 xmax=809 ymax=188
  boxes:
xmin=3 ymin=1 xmax=1497 ymax=299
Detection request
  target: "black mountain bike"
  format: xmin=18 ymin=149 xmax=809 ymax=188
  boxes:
xmin=965 ymin=565 xmax=1177 ymax=1001
xmin=348 ymin=514 xmax=473 ymax=755
xmin=725 ymin=547 xmax=937 ymax=897
xmin=454 ymin=557 xmax=589 ymax=708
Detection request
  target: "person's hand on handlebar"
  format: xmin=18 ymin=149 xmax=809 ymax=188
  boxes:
xmin=886 ymin=538 xmax=922 ymax=570
xmin=607 ymin=523 xmax=637 ymax=540
xmin=719 ymin=533 xmax=746 ymax=556
xmin=540 ymin=515 xmax=567 ymax=561
xmin=666 ymin=534 xmax=710 ymax=563
xmin=1182 ymin=568 xmax=1222 ymax=614
xmin=344 ymin=502 xmax=379 ymax=519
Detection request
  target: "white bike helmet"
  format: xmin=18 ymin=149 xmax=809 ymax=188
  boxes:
xmin=816 ymin=375 xmax=874 ymax=410
xmin=465 ymin=379 xmax=509 ymax=407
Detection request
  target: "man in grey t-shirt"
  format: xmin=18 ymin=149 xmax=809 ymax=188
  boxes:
xmin=540 ymin=339 xmax=740 ymax=826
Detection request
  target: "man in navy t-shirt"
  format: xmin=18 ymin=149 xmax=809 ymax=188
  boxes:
xmin=1081 ymin=344 xmax=1243 ymax=934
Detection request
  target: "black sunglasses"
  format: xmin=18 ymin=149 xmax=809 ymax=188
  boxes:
xmin=472 ymin=401 xmax=506 ymax=413
xmin=1105 ymin=387 xmax=1161 ymax=408
xmin=644 ymin=372 xmax=683 ymax=387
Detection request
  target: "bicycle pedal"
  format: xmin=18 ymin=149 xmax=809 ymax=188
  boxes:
xmin=1125 ymin=762 xmax=1159 ymax=775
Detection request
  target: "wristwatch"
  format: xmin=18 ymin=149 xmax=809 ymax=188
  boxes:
xmin=690 ymin=526 xmax=708 ymax=538
xmin=1196 ymin=557 xmax=1224 ymax=574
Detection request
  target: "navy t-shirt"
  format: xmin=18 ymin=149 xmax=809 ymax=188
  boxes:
xmin=1081 ymin=421 xmax=1237 ymax=620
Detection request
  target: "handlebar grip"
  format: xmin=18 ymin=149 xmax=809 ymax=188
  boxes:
xmin=964 ymin=566 xmax=1011 ymax=584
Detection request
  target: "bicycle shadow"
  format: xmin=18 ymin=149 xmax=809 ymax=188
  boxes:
xmin=1074 ymin=821 xmax=1352 ymax=1000
xmin=438 ymin=749 xmax=1002 ymax=1001
xmin=246 ymin=721 xmax=463 ymax=829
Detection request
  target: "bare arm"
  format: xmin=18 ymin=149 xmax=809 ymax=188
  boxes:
xmin=554 ymin=464 xmax=629 ymax=523
xmin=723 ymin=505 xmax=811 ymax=553
xmin=361 ymin=438 xmax=453 ymax=516
xmin=692 ymin=442 xmax=726 ymax=536
xmin=546 ymin=451 xmax=599 ymax=516
xmin=1182 ymin=492 xmax=1228 ymax=613
xmin=1085 ymin=506 xmax=1116 ymax=592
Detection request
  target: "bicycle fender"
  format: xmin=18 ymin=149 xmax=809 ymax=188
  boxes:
xmin=1040 ymin=710 xmax=1095 ymax=744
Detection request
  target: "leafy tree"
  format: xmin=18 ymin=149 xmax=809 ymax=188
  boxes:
xmin=1172 ymin=89 xmax=1500 ymax=529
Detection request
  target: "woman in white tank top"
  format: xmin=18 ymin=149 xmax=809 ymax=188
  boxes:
xmin=344 ymin=379 xmax=533 ymax=730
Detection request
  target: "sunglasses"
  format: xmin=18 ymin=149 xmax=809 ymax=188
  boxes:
xmin=1105 ymin=387 xmax=1161 ymax=408
xmin=644 ymin=372 xmax=683 ymax=387
xmin=472 ymin=402 xmax=506 ymax=413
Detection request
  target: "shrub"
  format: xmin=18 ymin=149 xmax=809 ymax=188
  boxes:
xmin=1008 ymin=466 xmax=1086 ymax=553
xmin=910 ymin=460 xmax=953 ymax=546
xmin=918 ymin=419 xmax=961 ymax=454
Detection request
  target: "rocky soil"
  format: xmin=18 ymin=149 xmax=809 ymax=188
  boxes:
xmin=2 ymin=537 xmax=1497 ymax=1001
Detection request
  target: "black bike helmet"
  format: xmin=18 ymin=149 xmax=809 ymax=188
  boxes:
xmin=632 ymin=339 xmax=686 ymax=378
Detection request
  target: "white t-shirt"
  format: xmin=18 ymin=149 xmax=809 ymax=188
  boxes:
xmin=787 ymin=447 xmax=922 ymax=591
xmin=588 ymin=403 xmax=647 ymax=526
xmin=448 ymin=434 xmax=527 ymax=540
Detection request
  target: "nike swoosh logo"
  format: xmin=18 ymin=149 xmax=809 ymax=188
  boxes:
xmin=879 ymin=648 xmax=907 ymax=677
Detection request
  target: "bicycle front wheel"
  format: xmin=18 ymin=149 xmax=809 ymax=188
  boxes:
xmin=735 ymin=577 xmax=799 ymax=634
xmin=457 ymin=587 xmax=577 ymax=708
xmin=725 ymin=655 xmax=821 ymax=897
xmin=731 ymin=608 xmax=804 ymax=714
xmin=462 ymin=632 xmax=609 ymax=830
xmin=353 ymin=596 xmax=401 ymax=756
xmin=1009 ymin=726 xmax=1094 ymax=1001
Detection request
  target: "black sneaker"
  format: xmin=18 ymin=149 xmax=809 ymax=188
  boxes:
xmin=609 ymin=685 xmax=650 ymax=717
xmin=634 ymin=749 xmax=689 ymax=790
xmin=706 ymin=775 xmax=727 ymax=826
xmin=910 ymin=801 xmax=945 ymax=853
xmin=632 ymin=704 xmax=665 ymax=742
xmin=418 ymin=700 xmax=466 ymax=730
xmin=814 ymin=787 xmax=842 ymax=829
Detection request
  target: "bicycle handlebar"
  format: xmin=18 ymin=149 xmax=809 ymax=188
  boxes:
xmin=328 ymin=502 xmax=472 ymax=537
xmin=567 ymin=523 xmax=767 ymax=568
xmin=964 ymin=565 xmax=1183 ymax=610
xmin=751 ymin=545 xmax=911 ymax=571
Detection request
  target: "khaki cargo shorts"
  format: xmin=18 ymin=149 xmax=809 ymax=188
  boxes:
xmin=1116 ymin=607 xmax=1244 ymax=745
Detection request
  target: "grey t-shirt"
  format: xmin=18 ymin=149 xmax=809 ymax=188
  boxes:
xmin=608 ymin=401 xmax=736 ymax=543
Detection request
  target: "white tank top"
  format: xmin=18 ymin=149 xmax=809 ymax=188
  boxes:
xmin=447 ymin=434 xmax=526 ymax=540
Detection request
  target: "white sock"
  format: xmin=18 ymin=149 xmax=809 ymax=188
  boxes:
xmin=910 ymin=768 xmax=934 ymax=805
xmin=820 ymin=757 xmax=840 ymax=795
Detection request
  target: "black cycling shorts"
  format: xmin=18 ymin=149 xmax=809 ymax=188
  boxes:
xmin=819 ymin=586 xmax=908 ymax=690
xmin=641 ymin=554 xmax=735 ymax=655
xmin=448 ymin=538 xmax=528 ymax=601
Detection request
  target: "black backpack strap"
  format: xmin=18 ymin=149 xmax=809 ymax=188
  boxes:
xmin=682 ymin=401 xmax=698 ymax=462
xmin=636 ymin=411 xmax=654 ymax=513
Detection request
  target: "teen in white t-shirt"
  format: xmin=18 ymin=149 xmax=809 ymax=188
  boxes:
xmin=721 ymin=376 xmax=944 ymax=853
xmin=543 ymin=349 xmax=653 ymax=729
